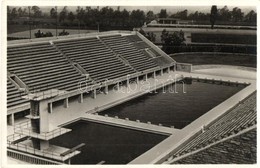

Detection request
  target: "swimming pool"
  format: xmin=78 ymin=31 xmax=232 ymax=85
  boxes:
xmin=50 ymin=120 xmax=167 ymax=164
xmin=99 ymin=79 xmax=245 ymax=128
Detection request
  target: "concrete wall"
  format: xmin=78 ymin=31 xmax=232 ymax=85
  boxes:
xmin=176 ymin=63 xmax=192 ymax=72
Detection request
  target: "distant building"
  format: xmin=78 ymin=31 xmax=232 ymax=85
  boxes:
xmin=146 ymin=18 xmax=194 ymax=27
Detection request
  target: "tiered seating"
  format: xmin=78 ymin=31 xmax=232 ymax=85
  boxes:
xmin=125 ymin=35 xmax=161 ymax=56
xmin=173 ymin=92 xmax=256 ymax=158
xmin=7 ymin=79 xmax=28 ymax=108
xmin=173 ymin=129 xmax=256 ymax=164
xmin=54 ymin=38 xmax=135 ymax=81
xmin=132 ymin=41 xmax=151 ymax=50
xmin=124 ymin=35 xmax=143 ymax=42
xmin=100 ymin=35 xmax=158 ymax=71
xmin=7 ymin=43 xmax=87 ymax=93
xmin=150 ymin=48 xmax=161 ymax=57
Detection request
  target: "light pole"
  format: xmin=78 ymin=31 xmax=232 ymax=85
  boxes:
xmin=55 ymin=6 xmax=58 ymax=37
xmin=28 ymin=6 xmax=31 ymax=39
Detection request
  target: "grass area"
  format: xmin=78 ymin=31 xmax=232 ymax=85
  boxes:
xmin=171 ymin=53 xmax=256 ymax=68
xmin=191 ymin=33 xmax=256 ymax=45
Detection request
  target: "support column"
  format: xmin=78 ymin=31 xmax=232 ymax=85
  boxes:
xmin=167 ymin=67 xmax=170 ymax=73
xmin=105 ymin=85 xmax=108 ymax=94
xmin=136 ymin=76 xmax=139 ymax=84
xmin=115 ymin=82 xmax=120 ymax=90
xmin=64 ymin=98 xmax=69 ymax=108
xmin=126 ymin=78 xmax=130 ymax=87
xmin=144 ymin=74 xmax=148 ymax=81
xmin=8 ymin=113 xmax=14 ymax=126
xmin=92 ymin=89 xmax=97 ymax=99
xmin=160 ymin=69 xmax=163 ymax=76
xmin=48 ymin=103 xmax=53 ymax=113
xmin=153 ymin=71 xmax=156 ymax=78
xmin=78 ymin=93 xmax=83 ymax=103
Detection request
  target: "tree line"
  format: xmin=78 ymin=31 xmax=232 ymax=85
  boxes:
xmin=7 ymin=6 xmax=256 ymax=30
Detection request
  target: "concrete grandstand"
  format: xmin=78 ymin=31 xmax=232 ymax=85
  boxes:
xmin=6 ymin=30 xmax=256 ymax=164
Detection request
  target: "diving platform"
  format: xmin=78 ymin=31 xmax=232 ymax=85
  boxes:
xmin=14 ymin=120 xmax=71 ymax=140
xmin=7 ymin=139 xmax=81 ymax=162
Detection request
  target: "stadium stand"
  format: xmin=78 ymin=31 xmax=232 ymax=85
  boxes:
xmin=7 ymin=78 xmax=28 ymax=108
xmin=124 ymin=35 xmax=143 ymax=42
xmin=100 ymin=35 xmax=159 ymax=71
xmin=54 ymin=37 xmax=136 ymax=82
xmin=7 ymin=43 xmax=88 ymax=93
xmin=173 ymin=128 xmax=256 ymax=164
xmin=125 ymin=35 xmax=161 ymax=55
xmin=170 ymin=91 xmax=256 ymax=159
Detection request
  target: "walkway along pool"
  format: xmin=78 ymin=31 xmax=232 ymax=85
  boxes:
xmin=99 ymin=79 xmax=246 ymax=128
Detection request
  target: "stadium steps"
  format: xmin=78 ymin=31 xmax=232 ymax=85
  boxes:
xmin=7 ymin=79 xmax=28 ymax=108
xmin=7 ymin=43 xmax=87 ymax=93
xmin=100 ymin=35 xmax=159 ymax=71
xmin=54 ymin=37 xmax=135 ymax=81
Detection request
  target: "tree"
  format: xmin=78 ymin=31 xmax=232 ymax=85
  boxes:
xmin=50 ymin=8 xmax=57 ymax=19
xmin=161 ymin=29 xmax=185 ymax=53
xmin=31 ymin=6 xmax=42 ymax=18
xmin=244 ymin=10 xmax=256 ymax=23
xmin=146 ymin=10 xmax=156 ymax=23
xmin=210 ymin=5 xmax=218 ymax=29
xmin=18 ymin=7 xmax=23 ymax=17
xmin=159 ymin=9 xmax=167 ymax=18
xmin=232 ymin=7 xmax=244 ymax=22
xmin=218 ymin=6 xmax=231 ymax=21
xmin=121 ymin=9 xmax=130 ymax=27
xmin=130 ymin=9 xmax=145 ymax=27
xmin=7 ymin=6 xmax=11 ymax=20
xmin=146 ymin=32 xmax=156 ymax=43
xmin=173 ymin=9 xmax=188 ymax=20
xmin=59 ymin=6 xmax=68 ymax=23
xmin=68 ymin=11 xmax=75 ymax=24
xmin=11 ymin=8 xmax=18 ymax=19
xmin=76 ymin=7 xmax=85 ymax=28
xmin=139 ymin=28 xmax=146 ymax=36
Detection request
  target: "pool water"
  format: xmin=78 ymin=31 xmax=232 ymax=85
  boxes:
xmin=99 ymin=79 xmax=245 ymax=128
xmin=50 ymin=120 xmax=167 ymax=164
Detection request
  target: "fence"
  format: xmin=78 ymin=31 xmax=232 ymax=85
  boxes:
xmin=7 ymin=149 xmax=65 ymax=165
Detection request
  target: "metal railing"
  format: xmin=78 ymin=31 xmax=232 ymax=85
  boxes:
xmin=14 ymin=120 xmax=71 ymax=140
xmin=7 ymin=149 xmax=65 ymax=165
xmin=7 ymin=140 xmax=78 ymax=161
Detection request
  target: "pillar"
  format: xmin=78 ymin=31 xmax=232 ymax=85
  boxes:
xmin=48 ymin=103 xmax=52 ymax=113
xmin=115 ymin=82 xmax=120 ymax=90
xmin=126 ymin=78 xmax=130 ymax=87
xmin=105 ymin=85 xmax=108 ymax=94
xmin=153 ymin=71 xmax=156 ymax=78
xmin=8 ymin=113 xmax=14 ymax=126
xmin=92 ymin=89 xmax=97 ymax=99
xmin=39 ymin=140 xmax=49 ymax=150
xmin=144 ymin=74 xmax=148 ymax=81
xmin=78 ymin=93 xmax=83 ymax=103
xmin=160 ymin=69 xmax=163 ymax=76
xmin=136 ymin=76 xmax=139 ymax=84
xmin=167 ymin=67 xmax=170 ymax=73
xmin=64 ymin=98 xmax=69 ymax=108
